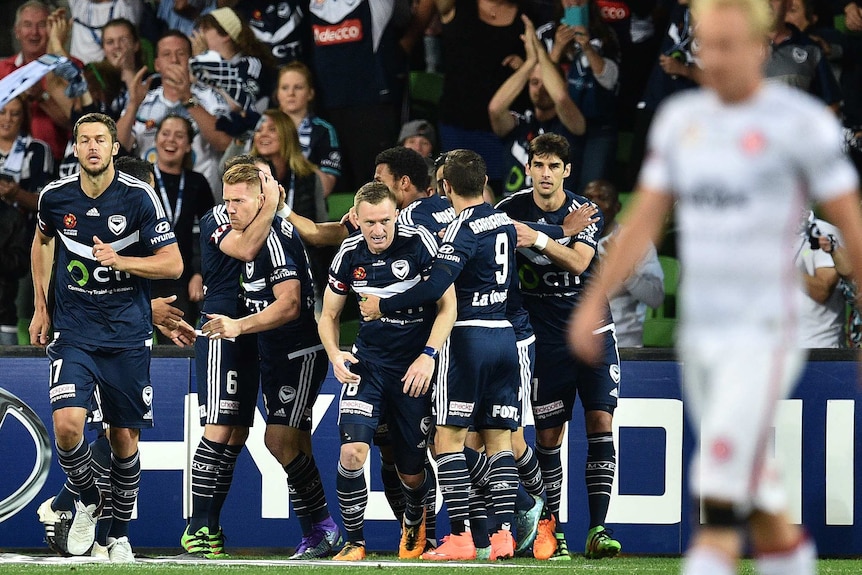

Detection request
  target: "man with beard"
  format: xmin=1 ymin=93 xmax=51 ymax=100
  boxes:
xmin=30 ymin=112 xmax=183 ymax=562
xmin=489 ymin=15 xmax=585 ymax=197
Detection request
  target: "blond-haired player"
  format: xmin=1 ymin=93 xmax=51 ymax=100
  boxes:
xmin=569 ymin=0 xmax=862 ymax=573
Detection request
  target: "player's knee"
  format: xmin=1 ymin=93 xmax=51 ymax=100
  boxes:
xmin=340 ymin=442 xmax=369 ymax=470
xmin=702 ymin=500 xmax=748 ymax=528
xmin=108 ymin=428 xmax=140 ymax=458
xmin=264 ymin=430 xmax=296 ymax=465
xmin=584 ymin=408 xmax=614 ymax=435
xmin=53 ymin=422 xmax=84 ymax=451
xmin=397 ymin=469 xmax=425 ymax=489
xmin=536 ymin=425 xmax=565 ymax=449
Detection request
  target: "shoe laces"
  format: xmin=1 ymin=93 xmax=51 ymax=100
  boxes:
xmin=404 ymin=523 xmax=420 ymax=548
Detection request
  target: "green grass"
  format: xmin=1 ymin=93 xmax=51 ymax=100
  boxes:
xmin=0 ymin=556 xmax=860 ymax=574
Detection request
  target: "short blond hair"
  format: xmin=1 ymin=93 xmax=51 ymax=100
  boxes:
xmin=222 ymin=163 xmax=262 ymax=193
xmin=354 ymin=181 xmax=397 ymax=209
xmin=691 ymin=0 xmax=772 ymax=37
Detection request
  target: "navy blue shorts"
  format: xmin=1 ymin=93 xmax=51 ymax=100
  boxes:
xmin=532 ymin=327 xmax=620 ymax=429
xmin=436 ymin=325 xmax=520 ymax=431
xmin=338 ymin=360 xmax=433 ymax=475
xmin=194 ymin=332 xmax=260 ymax=427
xmin=47 ymin=339 xmax=154 ymax=429
xmin=260 ymin=344 xmax=327 ymax=430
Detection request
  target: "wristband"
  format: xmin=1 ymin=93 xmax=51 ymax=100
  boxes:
xmin=277 ymin=204 xmax=292 ymax=219
xmin=533 ymin=231 xmax=549 ymax=251
xmin=422 ymin=346 xmax=438 ymax=359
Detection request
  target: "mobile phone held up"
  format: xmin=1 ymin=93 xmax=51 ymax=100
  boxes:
xmin=561 ymin=4 xmax=589 ymax=27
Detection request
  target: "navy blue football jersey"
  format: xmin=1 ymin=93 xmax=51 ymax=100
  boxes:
xmin=329 ymin=224 xmax=438 ymax=368
xmin=242 ymin=216 xmax=318 ymax=351
xmin=37 ymin=172 xmax=177 ymax=347
xmin=200 ymin=205 xmax=243 ymax=317
xmin=397 ymin=195 xmax=456 ymax=236
xmin=496 ymin=188 xmax=610 ymax=341
xmin=437 ymin=203 xmax=517 ymax=323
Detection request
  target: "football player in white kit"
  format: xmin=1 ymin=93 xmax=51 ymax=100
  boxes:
xmin=568 ymin=0 xmax=862 ymax=574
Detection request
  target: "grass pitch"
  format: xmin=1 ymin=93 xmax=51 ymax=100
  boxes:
xmin=0 ymin=554 xmax=860 ymax=574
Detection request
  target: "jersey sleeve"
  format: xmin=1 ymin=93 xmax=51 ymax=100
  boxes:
xmin=268 ymin=227 xmax=302 ymax=287
xmin=138 ymin=184 xmax=178 ymax=252
xmin=795 ymin=103 xmax=859 ymax=203
xmin=328 ymin=241 xmax=354 ymax=296
xmin=36 ymin=189 xmax=57 ymax=238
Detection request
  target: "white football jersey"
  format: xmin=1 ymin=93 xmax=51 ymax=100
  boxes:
xmin=128 ymin=84 xmax=230 ymax=201
xmin=640 ymin=83 xmax=858 ymax=346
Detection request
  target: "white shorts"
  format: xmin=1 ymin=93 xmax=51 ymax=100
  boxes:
xmin=680 ymin=342 xmax=805 ymax=515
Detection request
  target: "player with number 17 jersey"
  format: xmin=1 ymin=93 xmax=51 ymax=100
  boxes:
xmin=37 ymin=171 xmax=177 ymax=346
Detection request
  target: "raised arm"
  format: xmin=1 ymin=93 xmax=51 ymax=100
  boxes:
xmin=531 ymin=21 xmax=586 ymax=136
xmin=219 ymin=171 xmax=279 ymax=261
xmin=488 ymin=19 xmax=538 ymax=137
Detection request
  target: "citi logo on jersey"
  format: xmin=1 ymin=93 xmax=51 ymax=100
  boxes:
xmin=313 ymin=19 xmax=363 ymax=45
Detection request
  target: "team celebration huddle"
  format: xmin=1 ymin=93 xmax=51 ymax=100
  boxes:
xmin=34 ymin=111 xmax=619 ymax=563
xmin=19 ymin=0 xmax=862 ymax=573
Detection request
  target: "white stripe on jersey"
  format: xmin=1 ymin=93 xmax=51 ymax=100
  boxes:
xmin=331 ymin=233 xmax=365 ymax=273
xmin=398 ymin=203 xmax=418 ymax=226
xmin=442 ymin=207 xmax=472 ymax=244
xmin=266 ymin=229 xmax=287 ymax=267
xmin=57 ymin=230 xmax=141 ymax=261
xmin=435 ymin=337 xmax=451 ymax=426
xmin=212 ymin=204 xmax=230 ymax=225
xmin=453 ymin=319 xmax=512 ymax=328
xmin=494 ymin=189 xmax=532 ymax=210
xmin=400 ymin=224 xmax=439 ymax=256
xmin=117 ymin=172 xmax=167 ymax=220
xmin=286 ymin=350 xmax=318 ymax=428
xmin=360 ymin=275 xmax=422 ymax=298
xmin=38 ymin=173 xmax=78 ymax=211
xmin=206 ymin=338 xmax=223 ymax=424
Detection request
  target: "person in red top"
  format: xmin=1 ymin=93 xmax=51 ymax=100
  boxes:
xmin=0 ymin=2 xmax=80 ymax=163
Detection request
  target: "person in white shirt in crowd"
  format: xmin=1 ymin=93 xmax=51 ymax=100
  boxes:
xmin=117 ymin=30 xmax=232 ymax=201
xmin=797 ymin=212 xmax=845 ymax=347
xmin=68 ymin=0 xmax=142 ymax=64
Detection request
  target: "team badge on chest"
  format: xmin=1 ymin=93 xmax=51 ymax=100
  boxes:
xmin=108 ymin=215 xmax=127 ymax=235
xmin=391 ymin=260 xmax=410 ymax=280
